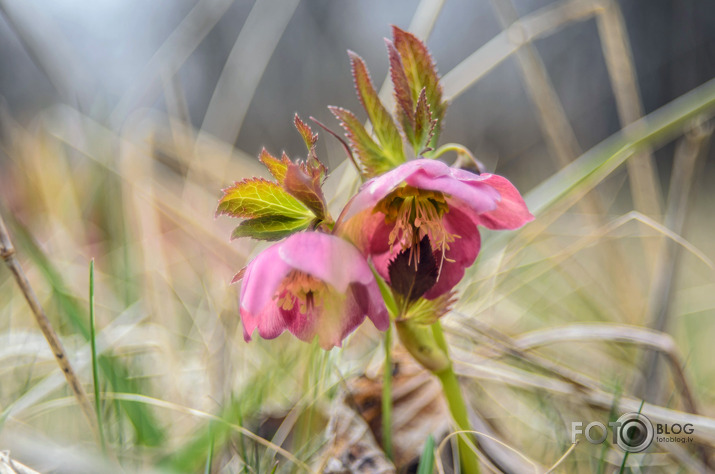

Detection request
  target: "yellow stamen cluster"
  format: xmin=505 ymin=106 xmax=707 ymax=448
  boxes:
xmin=375 ymin=186 xmax=460 ymax=271
xmin=276 ymin=271 xmax=326 ymax=314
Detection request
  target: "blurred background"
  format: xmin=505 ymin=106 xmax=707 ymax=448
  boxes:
xmin=0 ymin=0 xmax=714 ymax=472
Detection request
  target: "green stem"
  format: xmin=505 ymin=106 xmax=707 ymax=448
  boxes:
xmin=428 ymin=143 xmax=484 ymax=172
xmin=433 ymin=322 xmax=480 ymax=474
xmin=382 ymin=325 xmax=394 ymax=461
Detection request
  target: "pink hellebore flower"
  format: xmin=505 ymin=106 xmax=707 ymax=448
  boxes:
xmin=239 ymin=232 xmax=389 ymax=349
xmin=339 ymin=159 xmax=534 ymax=299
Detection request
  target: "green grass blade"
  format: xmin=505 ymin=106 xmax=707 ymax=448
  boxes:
xmin=204 ymin=421 xmax=214 ymax=474
xmin=479 ymin=77 xmax=715 ymax=259
xmin=7 ymin=217 xmax=165 ymax=446
xmin=417 ymin=435 xmax=435 ymax=474
xmin=89 ymin=259 xmax=107 ymax=454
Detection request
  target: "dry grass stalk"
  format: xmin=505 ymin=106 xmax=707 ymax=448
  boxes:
xmin=596 ymin=0 xmax=663 ymax=220
xmin=0 ymin=212 xmax=99 ymax=441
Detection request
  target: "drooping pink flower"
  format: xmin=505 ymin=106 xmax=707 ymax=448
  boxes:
xmin=338 ymin=159 xmax=533 ymax=299
xmin=238 ymin=232 xmax=389 ymax=349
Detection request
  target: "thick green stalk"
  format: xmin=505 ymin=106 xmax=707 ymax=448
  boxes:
xmin=433 ymin=322 xmax=480 ymax=474
xmin=382 ymin=325 xmax=394 ymax=461
xmin=436 ymin=367 xmax=480 ymax=474
xmin=397 ymin=320 xmax=480 ymax=473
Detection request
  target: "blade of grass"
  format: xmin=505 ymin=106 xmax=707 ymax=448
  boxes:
xmin=109 ymin=392 xmax=312 ymax=472
xmin=204 ymin=421 xmax=214 ymax=474
xmin=5 ymin=216 xmax=165 ymax=446
xmin=596 ymin=0 xmax=663 ymax=220
xmin=382 ymin=325 xmax=394 ymax=461
xmin=199 ymin=0 xmax=300 ymax=146
xmin=618 ymin=400 xmax=645 ymax=474
xmin=89 ymin=259 xmax=107 ymax=454
xmin=477 ymin=76 xmax=715 ymax=267
xmin=416 ymin=435 xmax=435 ymax=474
xmin=441 ymin=0 xmax=601 ymax=101
xmin=0 ymin=211 xmax=100 ymax=442
xmin=641 ymin=121 xmax=713 ymax=402
xmin=110 ymin=0 xmax=235 ymax=125
xmin=487 ymin=0 xmax=642 ymax=325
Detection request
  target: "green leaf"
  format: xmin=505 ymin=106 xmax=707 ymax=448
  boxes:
xmin=387 ymin=39 xmax=416 ymax=146
xmin=329 ymin=106 xmax=394 ymax=177
xmin=259 ymin=148 xmax=291 ymax=184
xmin=294 ymin=114 xmax=318 ymax=153
xmin=217 ymin=178 xmax=311 ymax=220
xmin=413 ymin=88 xmax=437 ymax=154
xmin=283 ymin=163 xmax=328 ymax=220
xmin=349 ymin=51 xmax=405 ymax=164
xmin=392 ymin=26 xmax=446 ymax=149
xmin=231 ymin=215 xmax=312 ymax=241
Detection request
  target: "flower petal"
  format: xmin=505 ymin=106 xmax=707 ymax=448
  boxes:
xmin=475 ymin=174 xmax=534 ymax=230
xmin=340 ymin=159 xmax=452 ymax=221
xmin=424 ymin=208 xmax=481 ymax=299
xmin=241 ymin=303 xmax=289 ymax=342
xmin=278 ymin=232 xmax=374 ymax=291
xmin=239 ymin=243 xmax=293 ymax=319
xmin=406 ymin=172 xmax=500 ymax=215
xmin=352 ymin=280 xmax=390 ymax=331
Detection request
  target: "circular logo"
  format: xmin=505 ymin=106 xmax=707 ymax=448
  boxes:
xmin=615 ymin=413 xmax=654 ymax=452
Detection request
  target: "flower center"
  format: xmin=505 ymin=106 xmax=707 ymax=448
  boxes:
xmin=375 ymin=186 xmax=460 ymax=271
xmin=276 ymin=271 xmax=326 ymax=314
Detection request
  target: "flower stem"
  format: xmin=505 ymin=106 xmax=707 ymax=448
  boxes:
xmin=432 ymin=322 xmax=481 ymax=474
xmin=382 ymin=324 xmax=394 ymax=461
xmin=428 ymin=143 xmax=485 ymax=173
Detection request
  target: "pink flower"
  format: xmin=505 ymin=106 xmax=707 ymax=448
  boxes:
xmin=239 ymin=232 xmax=389 ymax=349
xmin=338 ymin=159 xmax=533 ymax=299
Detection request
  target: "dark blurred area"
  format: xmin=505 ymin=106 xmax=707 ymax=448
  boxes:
xmin=0 ymin=0 xmax=713 ymax=188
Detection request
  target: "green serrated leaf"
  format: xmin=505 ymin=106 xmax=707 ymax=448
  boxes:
xmin=231 ymin=215 xmax=312 ymax=241
xmin=387 ymin=39 xmax=416 ymax=146
xmin=217 ymin=178 xmax=311 ymax=220
xmin=329 ymin=106 xmax=394 ymax=177
xmin=283 ymin=163 xmax=327 ymax=220
xmin=259 ymin=149 xmax=291 ymax=184
xmin=349 ymin=51 xmax=405 ymax=164
xmin=294 ymin=114 xmax=318 ymax=152
xmin=392 ymin=26 xmax=446 ymax=149
xmin=413 ymin=88 xmax=437 ymax=154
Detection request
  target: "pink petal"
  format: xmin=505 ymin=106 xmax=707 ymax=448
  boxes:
xmin=406 ymin=173 xmax=500 ymax=215
xmin=241 ymin=303 xmax=289 ymax=342
xmin=336 ymin=209 xmax=386 ymax=254
xmin=239 ymin=243 xmax=293 ymax=319
xmin=315 ymin=283 xmax=388 ymax=349
xmin=286 ymin=283 xmax=388 ymax=350
xmin=278 ymin=232 xmax=374 ymax=291
xmin=475 ymin=174 xmax=534 ymax=230
xmin=352 ymin=280 xmax=390 ymax=331
xmin=285 ymin=306 xmax=316 ymax=344
xmin=424 ymin=208 xmax=481 ymax=299
xmin=340 ymin=159 xmax=451 ymax=221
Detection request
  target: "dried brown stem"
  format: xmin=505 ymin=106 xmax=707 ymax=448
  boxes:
xmin=640 ymin=120 xmax=713 ymax=402
xmin=0 ymin=211 xmax=99 ymax=440
xmin=596 ymin=0 xmax=663 ymax=219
